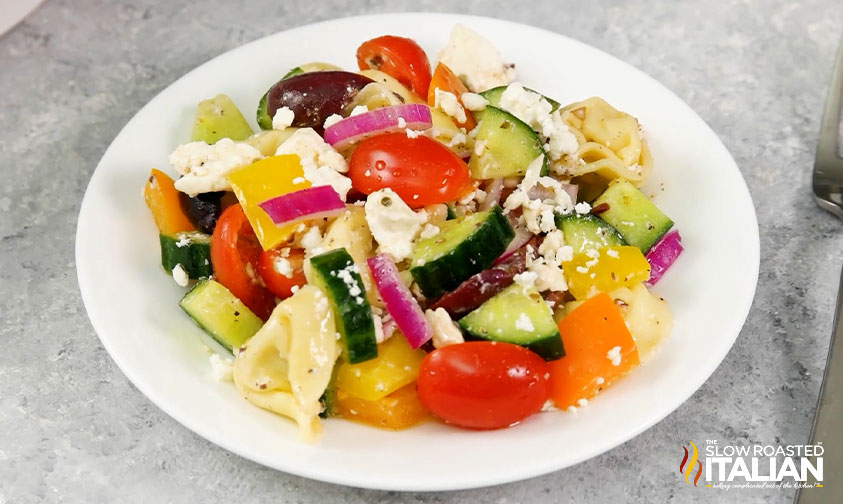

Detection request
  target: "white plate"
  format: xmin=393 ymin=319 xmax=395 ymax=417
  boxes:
xmin=76 ymin=13 xmax=759 ymax=491
xmin=0 ymin=0 xmax=45 ymax=38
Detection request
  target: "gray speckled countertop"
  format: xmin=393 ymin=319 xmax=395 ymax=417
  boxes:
xmin=1 ymin=0 xmax=841 ymax=502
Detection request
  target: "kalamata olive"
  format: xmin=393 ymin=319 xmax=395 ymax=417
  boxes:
xmin=430 ymin=246 xmax=528 ymax=317
xmin=265 ymin=71 xmax=373 ymax=133
xmin=179 ymin=191 xmax=224 ymax=234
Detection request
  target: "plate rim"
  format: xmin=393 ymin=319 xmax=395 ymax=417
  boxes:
xmin=75 ymin=11 xmax=760 ymax=491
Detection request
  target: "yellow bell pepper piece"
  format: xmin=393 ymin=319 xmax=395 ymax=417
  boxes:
xmin=335 ymin=335 xmax=425 ymax=401
xmin=562 ymin=245 xmax=650 ymax=300
xmin=227 ymin=154 xmax=310 ymax=250
xmin=334 ymin=383 xmax=429 ymax=430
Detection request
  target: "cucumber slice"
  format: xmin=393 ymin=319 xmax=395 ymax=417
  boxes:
xmin=282 ymin=66 xmax=304 ymax=79
xmin=555 ymin=213 xmax=626 ymax=254
xmin=190 ymin=94 xmax=254 ymax=144
xmin=160 ymin=231 xmax=212 ymax=279
xmin=179 ymin=280 xmax=264 ymax=352
xmin=592 ymin=179 xmax=673 ymax=253
xmin=459 ymin=284 xmax=564 ymax=361
xmin=309 ymin=248 xmax=378 ymax=364
xmin=468 ymin=106 xmax=548 ymax=179
xmin=474 ymin=85 xmax=560 ymax=122
xmin=410 ymin=206 xmax=514 ymax=298
xmin=256 ymin=91 xmax=273 ymax=130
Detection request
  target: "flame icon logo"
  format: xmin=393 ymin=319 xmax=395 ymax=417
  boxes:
xmin=679 ymin=441 xmax=703 ymax=487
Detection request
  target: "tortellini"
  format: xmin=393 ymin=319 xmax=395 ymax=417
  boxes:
xmin=609 ymin=283 xmax=673 ymax=362
xmin=233 ymin=285 xmax=340 ymax=442
xmin=556 ymin=97 xmax=653 ymax=185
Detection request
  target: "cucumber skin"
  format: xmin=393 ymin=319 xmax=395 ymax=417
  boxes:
xmin=179 ymin=280 xmax=263 ymax=353
xmin=555 ymin=213 xmax=626 ymax=254
xmin=592 ymin=180 xmax=674 ymax=253
xmin=458 ymin=285 xmax=565 ymax=361
xmin=160 ymin=232 xmax=212 ymax=279
xmin=309 ymin=249 xmax=378 ymax=364
xmin=256 ymin=91 xmax=272 ymax=130
xmin=477 ymin=86 xmax=560 ymax=119
xmin=410 ymin=206 xmax=515 ymax=299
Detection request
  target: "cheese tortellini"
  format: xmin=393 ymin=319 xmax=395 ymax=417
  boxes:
xmin=609 ymin=283 xmax=673 ymax=362
xmin=233 ymin=285 xmax=340 ymax=442
xmin=556 ymin=97 xmax=653 ymax=185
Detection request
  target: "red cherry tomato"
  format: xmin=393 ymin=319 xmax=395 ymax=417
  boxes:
xmin=416 ymin=342 xmax=551 ymax=429
xmin=356 ymin=35 xmax=431 ymax=97
xmin=210 ymin=205 xmax=276 ymax=320
xmin=257 ymin=247 xmax=306 ymax=300
xmin=348 ymin=133 xmax=472 ymax=207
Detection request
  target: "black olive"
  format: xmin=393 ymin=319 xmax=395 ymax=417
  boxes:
xmin=179 ymin=191 xmax=224 ymax=234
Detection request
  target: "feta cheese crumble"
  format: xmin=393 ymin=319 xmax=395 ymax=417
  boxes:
xmin=275 ymin=128 xmax=352 ymax=200
xmin=271 ymin=106 xmax=295 ymax=130
xmin=209 ymin=353 xmax=234 ymax=382
xmin=419 ymin=223 xmax=440 ymax=239
xmin=498 ymin=83 xmax=578 ymax=161
xmin=438 ymin=24 xmax=515 ymax=92
xmin=273 ymin=256 xmax=293 ymax=278
xmin=434 ymin=88 xmax=467 ymax=124
xmin=349 ymin=105 xmax=369 ymax=117
xmin=169 ymin=138 xmax=263 ymax=196
xmin=364 ymin=188 xmax=427 ymax=262
xmin=323 ymin=113 xmax=343 ymax=129
xmin=607 ymin=346 xmax=622 ymax=366
xmin=460 ymin=92 xmax=489 ymax=111
xmin=425 ymin=308 xmax=465 ymax=348
xmin=171 ymin=264 xmax=189 ymax=287
xmin=574 ymin=201 xmax=591 ymax=215
xmin=502 ymin=154 xmax=574 ymax=234
xmin=515 ymin=313 xmax=535 ymax=332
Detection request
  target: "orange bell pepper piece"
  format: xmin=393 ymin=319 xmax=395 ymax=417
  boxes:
xmin=548 ymin=292 xmax=639 ymax=409
xmin=334 ymin=383 xmax=429 ymax=430
xmin=143 ymin=169 xmax=195 ymax=235
xmin=427 ymin=63 xmax=476 ymax=131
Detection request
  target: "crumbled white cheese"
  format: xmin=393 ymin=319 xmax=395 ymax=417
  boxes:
xmin=372 ymin=313 xmax=393 ymax=343
xmin=540 ymin=399 xmax=559 ymax=412
xmin=577 ymin=398 xmax=589 ymax=407
xmin=474 ymin=139 xmax=487 ymax=156
xmin=438 ymin=24 xmax=515 ymax=92
xmin=272 ymin=106 xmax=295 ymax=130
xmin=273 ymin=256 xmax=293 ymax=278
xmin=299 ymin=225 xmax=324 ymax=256
xmin=350 ymin=105 xmax=369 ymax=117
xmin=515 ymin=313 xmax=535 ymax=332
xmin=595 ymin=376 xmax=605 ymax=385
xmin=364 ymin=188 xmax=427 ymax=261
xmin=607 ymin=346 xmax=622 ymax=366
xmin=605 ymin=248 xmax=620 ymax=259
xmin=498 ymin=84 xmax=578 ymax=161
xmin=336 ymin=264 xmax=362 ymax=299
xmin=460 ymin=92 xmax=489 ymax=111
xmin=171 ymin=264 xmax=189 ymax=287
xmin=419 ymin=223 xmax=440 ymax=239
xmin=275 ymin=128 xmax=351 ymax=200
xmin=396 ymin=117 xmax=407 ymax=128
xmin=175 ymin=235 xmax=192 ymax=248
xmin=503 ymin=154 xmax=573 ymax=233
xmin=323 ymin=113 xmax=343 ymax=129
xmin=528 ymin=258 xmax=568 ymax=292
xmin=574 ymin=201 xmax=591 ymax=215
xmin=446 ymin=132 xmax=468 ymax=148
xmin=513 ymin=271 xmax=538 ymax=289
xmin=425 ymin=308 xmax=464 ymax=348
xmin=169 ymin=138 xmax=263 ymax=196
xmin=434 ymin=88 xmax=467 ymax=124
xmin=209 ymin=353 xmax=234 ymax=382
xmin=405 ymin=128 xmax=422 ymax=139
xmin=290 ymin=285 xmax=300 ymax=294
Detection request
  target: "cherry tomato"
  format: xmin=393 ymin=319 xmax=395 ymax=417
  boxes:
xmin=348 ymin=133 xmax=472 ymax=207
xmin=356 ymin=35 xmax=431 ymax=97
xmin=257 ymin=247 xmax=306 ymax=300
xmin=427 ymin=63 xmax=475 ymax=131
xmin=416 ymin=342 xmax=550 ymax=429
xmin=210 ymin=205 xmax=276 ymax=320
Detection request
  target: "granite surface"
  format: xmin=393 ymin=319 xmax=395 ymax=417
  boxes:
xmin=1 ymin=0 xmax=842 ymax=502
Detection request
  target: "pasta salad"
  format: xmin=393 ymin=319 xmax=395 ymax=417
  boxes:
xmin=142 ymin=25 xmax=682 ymax=441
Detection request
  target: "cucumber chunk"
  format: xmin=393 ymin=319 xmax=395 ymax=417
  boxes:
xmin=309 ymin=248 xmax=378 ymax=364
xmin=410 ymin=206 xmax=514 ymax=298
xmin=459 ymin=284 xmax=564 ymax=361
xmin=555 ymin=213 xmax=626 ymax=254
xmin=160 ymin=231 xmax=212 ymax=279
xmin=468 ymin=106 xmax=548 ymax=179
xmin=475 ymin=85 xmax=560 ymax=122
xmin=592 ymin=179 xmax=673 ymax=253
xmin=190 ymin=94 xmax=254 ymax=144
xmin=179 ymin=280 xmax=264 ymax=352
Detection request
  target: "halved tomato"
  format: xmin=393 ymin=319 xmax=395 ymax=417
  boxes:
xmin=356 ymin=35 xmax=431 ymax=97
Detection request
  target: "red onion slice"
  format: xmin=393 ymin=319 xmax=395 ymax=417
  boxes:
xmin=323 ymin=104 xmax=432 ymax=150
xmin=367 ymin=254 xmax=432 ymax=349
xmin=258 ymin=185 xmax=346 ymax=227
xmin=645 ymin=229 xmax=683 ymax=285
